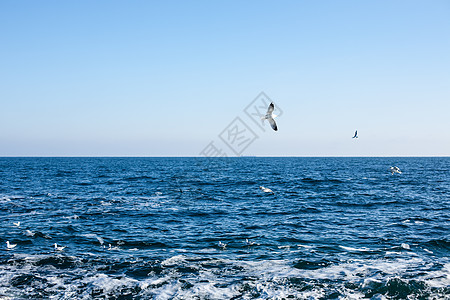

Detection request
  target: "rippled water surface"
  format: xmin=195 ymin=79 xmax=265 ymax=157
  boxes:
xmin=0 ymin=157 xmax=449 ymax=299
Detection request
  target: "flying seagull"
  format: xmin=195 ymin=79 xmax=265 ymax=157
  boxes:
xmin=390 ymin=166 xmax=402 ymax=175
xmin=260 ymin=186 xmax=275 ymax=195
xmin=6 ymin=241 xmax=17 ymax=250
xmin=352 ymin=130 xmax=358 ymax=139
xmin=261 ymin=102 xmax=278 ymax=131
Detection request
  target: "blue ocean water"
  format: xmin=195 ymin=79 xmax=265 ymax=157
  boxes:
xmin=0 ymin=157 xmax=449 ymax=299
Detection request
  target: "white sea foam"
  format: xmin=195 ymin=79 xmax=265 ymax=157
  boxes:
xmin=423 ymin=248 xmax=434 ymax=254
xmin=277 ymin=245 xmax=290 ymax=250
xmin=422 ymin=262 xmax=450 ymax=288
xmin=340 ymin=245 xmax=372 ymax=252
xmin=82 ymin=273 xmax=139 ymax=295
xmin=0 ymin=253 xmax=448 ymax=299
xmin=161 ymin=255 xmax=188 ymax=267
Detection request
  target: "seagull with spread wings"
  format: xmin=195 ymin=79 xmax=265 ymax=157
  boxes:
xmin=261 ymin=102 xmax=278 ymax=131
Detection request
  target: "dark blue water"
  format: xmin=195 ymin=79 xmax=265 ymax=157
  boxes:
xmin=0 ymin=157 xmax=449 ymax=299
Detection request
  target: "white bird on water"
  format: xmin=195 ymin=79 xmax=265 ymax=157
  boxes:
xmin=54 ymin=243 xmax=66 ymax=251
xmin=6 ymin=241 xmax=17 ymax=250
xmin=260 ymin=186 xmax=274 ymax=195
xmin=352 ymin=130 xmax=358 ymax=139
xmin=390 ymin=166 xmax=402 ymax=175
xmin=24 ymin=230 xmax=35 ymax=237
xmin=218 ymin=241 xmax=227 ymax=249
xmin=245 ymin=239 xmax=256 ymax=246
xmin=261 ymin=102 xmax=278 ymax=131
xmin=107 ymin=244 xmax=119 ymax=250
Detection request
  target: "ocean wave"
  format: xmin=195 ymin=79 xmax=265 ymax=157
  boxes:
xmin=1 ymin=157 xmax=449 ymax=299
xmin=421 ymin=239 xmax=450 ymax=252
xmin=1 ymin=254 xmax=448 ymax=299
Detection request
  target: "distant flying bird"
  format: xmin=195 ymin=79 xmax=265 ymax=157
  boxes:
xmin=259 ymin=186 xmax=275 ymax=194
xmin=352 ymin=130 xmax=358 ymax=139
xmin=6 ymin=241 xmax=17 ymax=250
xmin=54 ymin=243 xmax=66 ymax=251
xmin=390 ymin=166 xmax=402 ymax=175
xmin=261 ymin=102 xmax=278 ymax=131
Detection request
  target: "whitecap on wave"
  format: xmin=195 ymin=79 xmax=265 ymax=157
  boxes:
xmin=0 ymin=253 xmax=448 ymax=299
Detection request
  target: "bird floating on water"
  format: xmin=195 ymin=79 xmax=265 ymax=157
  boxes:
xmin=390 ymin=166 xmax=402 ymax=175
xmin=24 ymin=230 xmax=35 ymax=237
xmin=6 ymin=241 xmax=17 ymax=250
xmin=218 ymin=241 xmax=227 ymax=249
xmin=245 ymin=239 xmax=256 ymax=246
xmin=261 ymin=102 xmax=278 ymax=131
xmin=54 ymin=243 xmax=66 ymax=251
xmin=260 ymin=186 xmax=275 ymax=195
xmin=352 ymin=130 xmax=358 ymax=139
xmin=107 ymin=244 xmax=120 ymax=251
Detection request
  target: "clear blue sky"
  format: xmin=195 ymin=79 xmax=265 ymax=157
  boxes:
xmin=1 ymin=1 xmax=449 ymax=156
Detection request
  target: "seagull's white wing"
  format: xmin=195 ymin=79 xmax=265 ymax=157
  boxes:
xmin=267 ymin=103 xmax=275 ymax=114
xmin=268 ymin=117 xmax=278 ymax=131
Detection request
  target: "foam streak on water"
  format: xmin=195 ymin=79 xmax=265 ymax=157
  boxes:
xmin=0 ymin=157 xmax=449 ymax=299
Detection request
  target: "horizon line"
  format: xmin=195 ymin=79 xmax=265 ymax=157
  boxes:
xmin=1 ymin=155 xmax=449 ymax=158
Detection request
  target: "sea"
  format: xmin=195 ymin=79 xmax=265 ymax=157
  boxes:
xmin=0 ymin=157 xmax=449 ymax=299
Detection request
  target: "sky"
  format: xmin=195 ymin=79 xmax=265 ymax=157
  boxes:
xmin=1 ymin=0 xmax=449 ymax=156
